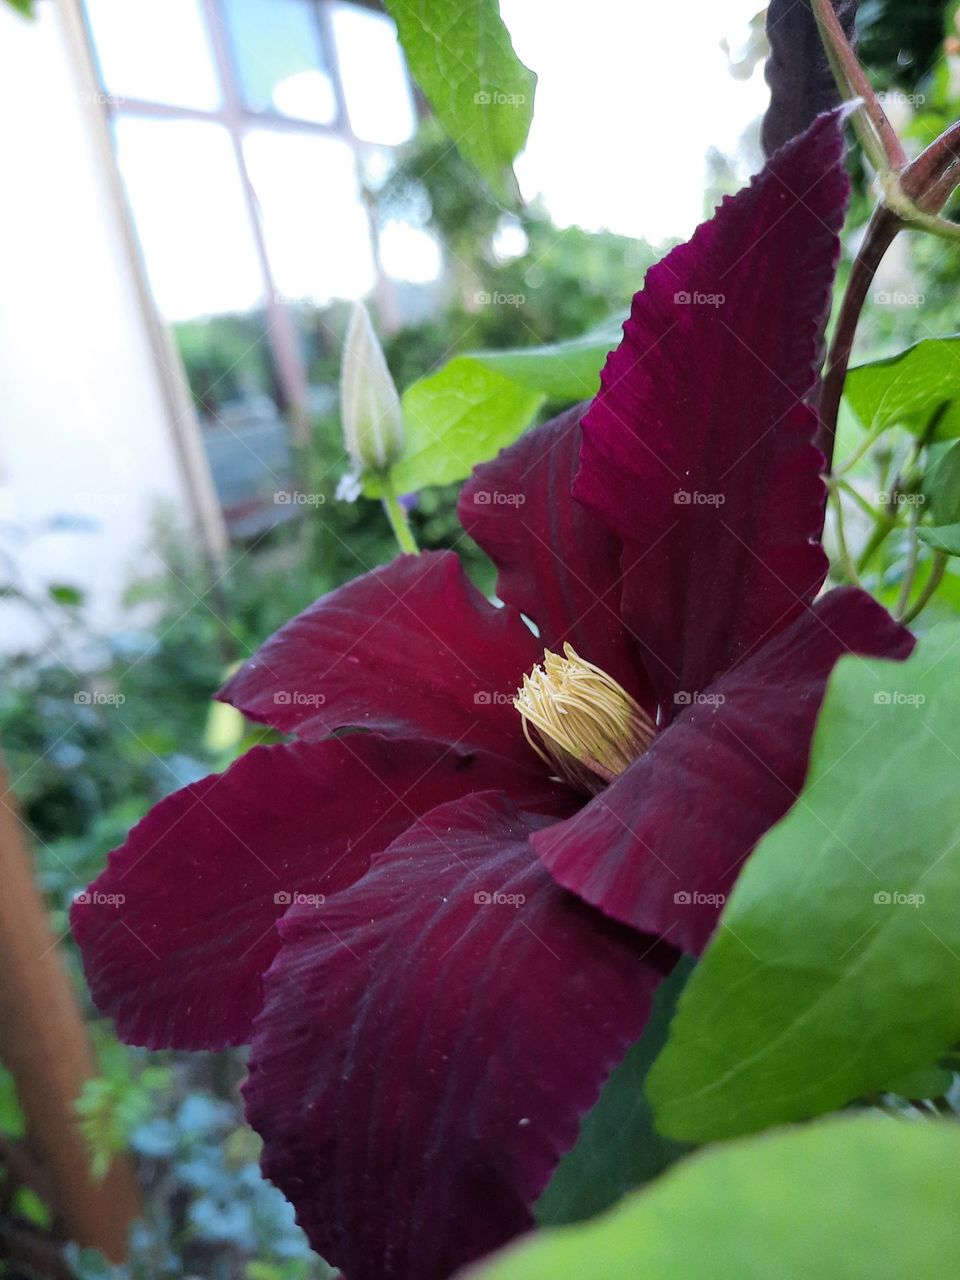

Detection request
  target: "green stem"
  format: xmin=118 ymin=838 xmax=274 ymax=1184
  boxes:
xmin=835 ymin=419 xmax=893 ymax=479
xmin=901 ymin=552 xmax=949 ymax=626
xmin=812 ymin=0 xmax=906 ymax=173
xmin=836 ymin=478 xmax=881 ymax=523
xmin=381 ymin=478 xmax=419 ymax=554
xmin=856 ymin=426 xmax=932 ymax=575
xmin=895 ymin=511 xmax=921 ymax=619
xmin=856 ymin=515 xmax=897 ymax=575
xmin=829 ymin=486 xmax=862 ymax=587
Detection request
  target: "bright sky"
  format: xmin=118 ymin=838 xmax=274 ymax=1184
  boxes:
xmin=503 ymin=0 xmax=771 ymax=243
xmin=102 ymin=0 xmax=771 ymax=319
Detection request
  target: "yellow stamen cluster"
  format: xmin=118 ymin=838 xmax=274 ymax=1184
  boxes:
xmin=514 ymin=644 xmax=655 ymax=793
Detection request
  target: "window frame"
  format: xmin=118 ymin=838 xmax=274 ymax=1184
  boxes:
xmin=77 ymin=0 xmax=416 ymax=446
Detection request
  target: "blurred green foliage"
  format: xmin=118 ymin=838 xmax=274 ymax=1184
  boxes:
xmin=858 ymin=0 xmax=949 ymax=86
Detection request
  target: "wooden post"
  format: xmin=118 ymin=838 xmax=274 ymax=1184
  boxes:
xmin=0 ymin=752 xmax=141 ymax=1261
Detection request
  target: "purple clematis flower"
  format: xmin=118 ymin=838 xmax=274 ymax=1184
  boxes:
xmin=72 ymin=113 xmax=912 ymax=1280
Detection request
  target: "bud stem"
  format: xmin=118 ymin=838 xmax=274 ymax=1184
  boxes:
xmin=381 ymin=476 xmax=418 ymax=555
xmin=811 ymin=0 xmax=906 ymax=174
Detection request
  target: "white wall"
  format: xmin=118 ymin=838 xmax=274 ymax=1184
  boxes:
xmin=0 ymin=3 xmax=216 ymax=656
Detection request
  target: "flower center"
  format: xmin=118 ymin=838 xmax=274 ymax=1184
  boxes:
xmin=514 ymin=643 xmax=655 ymax=794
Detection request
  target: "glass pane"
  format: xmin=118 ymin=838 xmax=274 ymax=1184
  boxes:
xmin=330 ymin=3 xmax=416 ymax=145
xmin=113 ymin=116 xmax=292 ymax=531
xmin=221 ymin=0 xmax=337 ymax=124
xmin=83 ymin=0 xmax=220 ymax=110
xmin=378 ymin=220 xmax=442 ymax=284
xmin=113 ymin=116 xmax=263 ymax=319
xmin=244 ymin=129 xmax=376 ymax=304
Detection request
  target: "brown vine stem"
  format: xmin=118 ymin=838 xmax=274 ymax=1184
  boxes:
xmin=817 ymin=203 xmax=902 ymax=471
xmin=901 ymin=120 xmax=960 ymax=213
xmin=0 ymin=748 xmax=141 ymax=1261
xmin=812 ymin=5 xmax=960 ymax=473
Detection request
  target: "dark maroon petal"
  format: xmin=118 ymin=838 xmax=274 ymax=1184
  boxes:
xmin=71 ymin=737 xmax=571 ymax=1051
xmin=219 ymin=551 xmax=540 ymax=765
xmin=534 ymin=588 xmax=913 ymax=956
xmin=762 ymin=3 xmax=859 ymax=157
xmin=245 ymin=792 xmax=673 ymax=1280
xmin=458 ymin=405 xmax=650 ymax=706
xmin=575 ymin=113 xmax=849 ymax=709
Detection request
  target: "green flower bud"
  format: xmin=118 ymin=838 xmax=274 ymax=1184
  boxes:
xmin=340 ymin=302 xmax=404 ymax=476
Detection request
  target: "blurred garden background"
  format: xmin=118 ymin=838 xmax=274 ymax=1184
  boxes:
xmin=1 ymin=0 xmax=959 ymax=1275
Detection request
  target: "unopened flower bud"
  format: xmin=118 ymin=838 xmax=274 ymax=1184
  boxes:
xmin=340 ymin=302 xmax=404 ymax=476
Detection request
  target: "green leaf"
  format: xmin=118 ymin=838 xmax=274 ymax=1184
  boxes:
xmin=5 ymin=0 xmax=35 ymax=14
xmin=13 ymin=1185 xmax=51 ymax=1229
xmin=534 ymin=958 xmax=693 ymax=1227
xmin=469 ymin=322 xmax=621 ymax=402
xmin=75 ymin=1060 xmax=170 ymax=1180
xmin=384 ymin=0 xmax=535 ymax=196
xmin=844 ymin=335 xmax=960 ymax=439
xmin=922 ymin=439 xmax=960 ymax=526
xmin=882 ymin=1064 xmax=954 ymax=1099
xmin=918 ymin=522 xmax=960 ymax=555
xmin=470 ymin=1117 xmax=960 ymax=1280
xmin=365 ymin=356 xmax=543 ymax=497
xmin=647 ymin=624 xmax=960 ymax=1142
xmin=0 ymin=1066 xmax=25 ymax=1139
xmin=48 ymin=583 xmax=85 ymax=607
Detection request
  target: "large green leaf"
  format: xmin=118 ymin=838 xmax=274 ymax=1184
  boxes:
xmin=534 ymin=958 xmax=693 ymax=1227
xmin=466 ymin=1117 xmax=960 ymax=1279
xmin=384 ymin=0 xmax=535 ymax=196
xmin=844 ymin=335 xmax=960 ymax=439
xmin=918 ymin=522 xmax=960 ymax=555
xmin=923 ymin=439 xmax=960 ymax=523
xmin=365 ymin=356 xmax=543 ymax=496
xmin=647 ymin=624 xmax=960 ymax=1142
xmin=918 ymin=441 xmax=960 ymax=557
xmin=469 ymin=322 xmax=621 ymax=402
xmin=881 ymin=1063 xmax=954 ymax=1099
